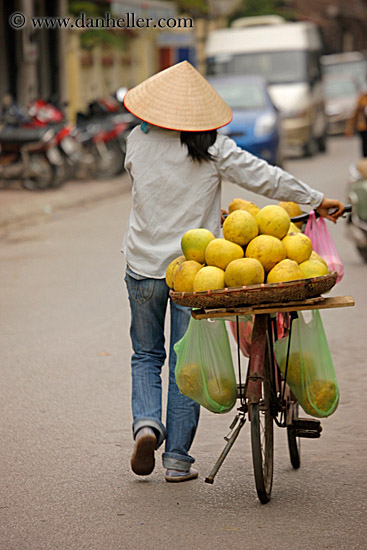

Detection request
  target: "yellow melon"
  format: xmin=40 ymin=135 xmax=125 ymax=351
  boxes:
xmin=245 ymin=235 xmax=286 ymax=272
xmin=256 ymin=205 xmax=291 ymax=239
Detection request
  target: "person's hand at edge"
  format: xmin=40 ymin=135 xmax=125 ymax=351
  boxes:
xmin=316 ymin=198 xmax=344 ymax=223
xmin=221 ymin=208 xmax=228 ymax=226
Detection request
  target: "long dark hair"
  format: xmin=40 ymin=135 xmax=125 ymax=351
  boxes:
xmin=180 ymin=130 xmax=217 ymax=163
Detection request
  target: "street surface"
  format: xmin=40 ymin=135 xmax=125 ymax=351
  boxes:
xmin=1 ymin=136 xmax=366 ymax=550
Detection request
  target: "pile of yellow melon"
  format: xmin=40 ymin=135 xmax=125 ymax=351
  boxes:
xmin=166 ymin=199 xmax=329 ymax=293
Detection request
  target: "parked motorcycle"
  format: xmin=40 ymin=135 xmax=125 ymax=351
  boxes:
xmin=346 ymin=159 xmax=367 ymax=262
xmin=75 ymin=98 xmax=133 ymax=179
xmin=0 ymin=93 xmax=136 ymax=189
xmin=0 ymin=125 xmax=57 ymax=190
xmin=0 ymin=96 xmax=65 ymax=189
xmin=26 ymin=99 xmax=96 ymax=184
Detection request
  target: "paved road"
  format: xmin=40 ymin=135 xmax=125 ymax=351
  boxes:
xmin=1 ymin=136 xmax=366 ymax=550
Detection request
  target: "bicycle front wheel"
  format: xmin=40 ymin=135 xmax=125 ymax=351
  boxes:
xmin=250 ymin=341 xmax=274 ymax=504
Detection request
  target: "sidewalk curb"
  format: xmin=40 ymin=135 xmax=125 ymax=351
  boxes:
xmin=0 ymin=176 xmax=130 ymax=234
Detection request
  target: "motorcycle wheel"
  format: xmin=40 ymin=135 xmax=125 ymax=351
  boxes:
xmin=96 ymin=140 xmax=125 ymax=179
xmin=22 ymin=154 xmax=53 ymax=190
xmin=49 ymin=159 xmax=70 ymax=188
xmin=74 ymin=144 xmax=99 ymax=180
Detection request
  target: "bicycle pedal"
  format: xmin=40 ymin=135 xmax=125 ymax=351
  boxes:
xmin=293 ymin=418 xmax=322 ymax=432
xmin=294 ymin=429 xmax=322 ymax=439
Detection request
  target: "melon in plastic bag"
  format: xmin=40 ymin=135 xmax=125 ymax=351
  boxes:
xmin=274 ymin=310 xmax=339 ymax=418
xmin=174 ymin=318 xmax=237 ymax=414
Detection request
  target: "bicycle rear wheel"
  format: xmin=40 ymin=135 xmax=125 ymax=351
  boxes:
xmin=250 ymin=337 xmax=274 ymax=504
xmin=287 ymin=402 xmax=301 ymax=469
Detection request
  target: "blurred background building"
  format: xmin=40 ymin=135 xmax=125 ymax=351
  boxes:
xmin=0 ymin=0 xmax=69 ymax=111
xmin=287 ymin=0 xmax=367 ymax=54
xmin=0 ymin=0 xmax=366 ymax=122
xmin=0 ymin=0 xmax=242 ymax=121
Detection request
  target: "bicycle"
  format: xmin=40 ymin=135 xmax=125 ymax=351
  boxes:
xmin=188 ymin=206 xmax=354 ymax=504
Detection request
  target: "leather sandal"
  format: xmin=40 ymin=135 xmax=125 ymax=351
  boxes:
xmin=131 ymin=428 xmax=157 ymax=476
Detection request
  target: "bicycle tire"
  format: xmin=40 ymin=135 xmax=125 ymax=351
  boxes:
xmin=287 ymin=402 xmax=301 ymax=469
xmin=250 ymin=340 xmax=274 ymax=504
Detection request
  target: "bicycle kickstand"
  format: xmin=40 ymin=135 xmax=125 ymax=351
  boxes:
xmin=205 ymin=414 xmax=247 ymax=484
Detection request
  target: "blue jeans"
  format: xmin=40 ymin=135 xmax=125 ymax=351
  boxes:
xmin=124 ymin=268 xmax=200 ymax=471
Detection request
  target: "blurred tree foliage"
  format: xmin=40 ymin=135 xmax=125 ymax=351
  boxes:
xmin=169 ymin=0 xmax=295 ymax=21
xmin=175 ymin=0 xmax=208 ymax=17
xmin=68 ymin=1 xmax=126 ymax=50
xmin=164 ymin=0 xmax=209 ymax=17
xmin=229 ymin=0 xmax=295 ymax=25
xmin=69 ymin=1 xmax=102 ymax=17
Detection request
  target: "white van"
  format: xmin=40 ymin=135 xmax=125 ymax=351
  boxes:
xmin=205 ymin=17 xmax=328 ymax=156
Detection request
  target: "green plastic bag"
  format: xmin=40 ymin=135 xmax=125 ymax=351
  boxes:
xmin=274 ymin=310 xmax=339 ymax=418
xmin=174 ymin=318 xmax=237 ymax=414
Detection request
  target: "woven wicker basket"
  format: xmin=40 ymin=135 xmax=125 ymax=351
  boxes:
xmin=169 ymin=272 xmax=337 ymax=309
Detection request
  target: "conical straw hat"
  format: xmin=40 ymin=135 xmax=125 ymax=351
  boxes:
xmin=123 ymin=61 xmax=232 ymax=132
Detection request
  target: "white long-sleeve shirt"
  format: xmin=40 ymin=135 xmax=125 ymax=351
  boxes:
xmin=122 ymin=125 xmax=323 ymax=278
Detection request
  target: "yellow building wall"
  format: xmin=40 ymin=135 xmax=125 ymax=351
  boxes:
xmin=65 ymin=30 xmax=133 ymax=123
xmin=66 ymin=32 xmax=82 ymax=123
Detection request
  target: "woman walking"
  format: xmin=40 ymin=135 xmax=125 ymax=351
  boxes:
xmin=122 ymin=61 xmax=344 ymax=482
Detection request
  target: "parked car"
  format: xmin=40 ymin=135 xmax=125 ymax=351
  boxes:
xmin=321 ymin=52 xmax=367 ymax=91
xmin=207 ymin=75 xmax=284 ymax=166
xmin=206 ymin=17 xmax=328 ymax=157
xmin=323 ymin=75 xmax=360 ymax=135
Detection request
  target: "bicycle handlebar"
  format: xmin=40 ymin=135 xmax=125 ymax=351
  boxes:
xmin=290 ymin=204 xmax=352 ymax=223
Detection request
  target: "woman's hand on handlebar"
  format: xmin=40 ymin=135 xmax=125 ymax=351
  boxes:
xmin=316 ymin=198 xmax=345 ymax=224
